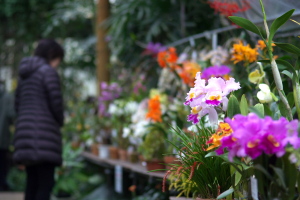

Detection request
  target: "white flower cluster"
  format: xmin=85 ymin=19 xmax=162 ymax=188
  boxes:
xmin=199 ymin=46 xmax=229 ymax=66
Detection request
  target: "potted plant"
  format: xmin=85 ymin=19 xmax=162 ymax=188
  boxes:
xmin=138 ymin=126 xmax=166 ymax=171
xmin=52 ymin=143 xmax=88 ymax=199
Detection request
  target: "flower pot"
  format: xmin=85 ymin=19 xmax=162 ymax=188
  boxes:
xmin=164 ymin=156 xmax=181 ymax=170
xmin=128 ymin=152 xmax=139 ymax=163
xmin=146 ymin=160 xmax=165 ymax=172
xmin=118 ymin=149 xmax=128 ymax=161
xmin=71 ymin=141 xmax=81 ymax=149
xmin=109 ymin=146 xmax=119 ymax=159
xmin=90 ymin=144 xmax=99 ymax=156
xmin=98 ymin=144 xmax=110 ymax=159
xmin=139 ymin=154 xmax=145 ymax=162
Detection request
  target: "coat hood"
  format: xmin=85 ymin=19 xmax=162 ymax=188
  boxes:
xmin=19 ymin=56 xmax=48 ymax=79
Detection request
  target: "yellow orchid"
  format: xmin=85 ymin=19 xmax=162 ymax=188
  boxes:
xmin=249 ymin=69 xmax=265 ymax=84
xmin=206 ymin=122 xmax=233 ymax=151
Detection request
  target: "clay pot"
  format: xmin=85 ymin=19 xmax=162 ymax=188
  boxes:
xmin=109 ymin=146 xmax=119 ymax=159
xmin=146 ymin=160 xmax=165 ymax=172
xmin=164 ymin=156 xmax=181 ymax=170
xmin=118 ymin=149 xmax=128 ymax=161
xmin=128 ymin=152 xmax=139 ymax=163
xmin=139 ymin=154 xmax=145 ymax=163
xmin=71 ymin=141 xmax=81 ymax=149
xmin=90 ymin=144 xmax=99 ymax=156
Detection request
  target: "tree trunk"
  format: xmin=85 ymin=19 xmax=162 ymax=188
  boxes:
xmin=96 ymin=0 xmax=110 ymax=94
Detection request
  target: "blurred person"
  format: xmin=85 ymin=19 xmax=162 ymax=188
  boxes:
xmin=0 ymin=80 xmax=15 ymax=191
xmin=13 ymin=39 xmax=64 ymax=200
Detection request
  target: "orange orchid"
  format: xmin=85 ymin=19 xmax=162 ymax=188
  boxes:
xmin=146 ymin=95 xmax=162 ymax=122
xmin=157 ymin=47 xmax=178 ymax=69
xmin=206 ymin=122 xmax=233 ymax=151
xmin=256 ymin=40 xmax=276 ymax=50
xmin=231 ymin=41 xmax=259 ymax=64
xmin=179 ymin=61 xmax=201 ymax=87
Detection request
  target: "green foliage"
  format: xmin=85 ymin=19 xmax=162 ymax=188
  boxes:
xmin=138 ymin=127 xmax=166 ymax=160
xmin=168 ymin=124 xmax=231 ymax=198
xmin=269 ymin=9 xmax=295 ymax=42
xmin=252 ymin=153 xmax=300 ymax=200
xmin=228 ymin=16 xmax=263 ymax=38
xmin=7 ymin=167 xmax=26 ymax=191
xmin=107 ymin=0 xmax=216 ymax=68
xmin=53 ymin=143 xmax=103 ymax=198
xmin=239 ymin=94 xmax=249 ymax=116
xmin=275 ymin=42 xmax=300 ymax=56
xmin=227 ymin=95 xmax=241 ymax=118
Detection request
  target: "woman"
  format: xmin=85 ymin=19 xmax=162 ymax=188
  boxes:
xmin=13 ymin=39 xmax=64 ymax=200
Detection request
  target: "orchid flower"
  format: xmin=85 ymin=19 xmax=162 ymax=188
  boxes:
xmin=185 ymin=72 xmax=240 ymax=124
xmin=257 ymin=84 xmax=273 ymax=103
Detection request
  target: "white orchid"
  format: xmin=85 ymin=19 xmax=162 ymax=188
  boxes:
xmin=257 ymin=84 xmax=273 ymax=103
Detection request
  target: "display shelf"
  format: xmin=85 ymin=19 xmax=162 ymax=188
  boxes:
xmin=81 ymin=151 xmax=166 ymax=178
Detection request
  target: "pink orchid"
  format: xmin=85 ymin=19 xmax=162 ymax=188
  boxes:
xmin=185 ymin=72 xmax=240 ymax=124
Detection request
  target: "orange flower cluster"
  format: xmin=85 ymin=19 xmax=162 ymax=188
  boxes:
xmin=157 ymin=47 xmax=178 ymax=69
xmin=256 ymin=40 xmax=276 ymax=50
xmin=146 ymin=95 xmax=162 ymax=122
xmin=178 ymin=62 xmax=201 ymax=87
xmin=231 ymin=41 xmax=258 ymax=64
xmin=206 ymin=122 xmax=233 ymax=151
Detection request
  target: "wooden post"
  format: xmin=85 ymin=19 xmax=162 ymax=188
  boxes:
xmin=96 ymin=0 xmax=110 ymax=94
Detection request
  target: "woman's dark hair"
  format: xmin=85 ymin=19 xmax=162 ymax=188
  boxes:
xmin=34 ymin=39 xmax=64 ymax=63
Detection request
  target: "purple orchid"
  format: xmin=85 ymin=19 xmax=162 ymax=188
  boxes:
xmin=216 ymin=113 xmax=300 ymax=161
xmin=98 ymin=82 xmax=122 ymax=116
xmin=143 ymin=42 xmax=167 ymax=56
xmin=201 ymin=65 xmax=231 ymax=80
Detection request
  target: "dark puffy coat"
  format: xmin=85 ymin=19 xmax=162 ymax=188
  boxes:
xmin=13 ymin=56 xmax=64 ymax=166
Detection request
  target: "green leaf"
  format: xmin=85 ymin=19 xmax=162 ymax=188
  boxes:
xmin=263 ymin=104 xmax=272 ymax=116
xmin=282 ymin=154 xmax=297 ymax=199
xmin=276 ymin=59 xmax=298 ymax=79
xmin=282 ymin=70 xmax=293 ymax=80
xmin=276 ymin=59 xmax=297 ymax=74
xmin=269 ymin=9 xmax=295 ymax=41
xmin=227 ymin=95 xmax=241 ymax=118
xmin=270 ymin=165 xmax=286 ymax=188
xmin=249 ymin=104 xmax=264 ymax=118
xmin=254 ymin=164 xmax=273 ymax=180
xmin=239 ymin=94 xmax=248 ymax=116
xmin=279 ymin=101 xmax=290 ymax=118
xmin=228 ymin=16 xmax=262 ymax=37
xmin=296 ymin=56 xmax=300 ymax=70
xmin=287 ymin=92 xmax=295 ymax=107
xmin=205 ymin=151 xmax=217 ymax=158
xmin=217 ymin=188 xmax=234 ymax=199
xmin=275 ymin=43 xmax=300 ymax=56
xmin=234 ymin=170 xmax=242 ymax=187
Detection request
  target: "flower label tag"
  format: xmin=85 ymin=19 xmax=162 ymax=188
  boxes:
xmin=251 ymin=176 xmax=258 ymax=200
xmin=115 ymin=165 xmax=123 ymax=193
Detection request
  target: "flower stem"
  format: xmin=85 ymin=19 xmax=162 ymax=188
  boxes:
xmin=293 ymin=81 xmax=300 ymax=119
xmin=259 ymin=0 xmax=293 ymax=120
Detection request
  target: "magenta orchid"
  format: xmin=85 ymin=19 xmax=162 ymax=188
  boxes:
xmin=201 ymin=65 xmax=231 ymax=80
xmin=184 ymin=72 xmax=240 ymax=124
xmin=216 ymin=113 xmax=300 ymax=161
